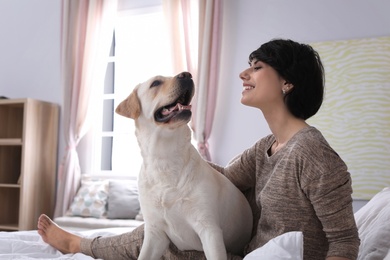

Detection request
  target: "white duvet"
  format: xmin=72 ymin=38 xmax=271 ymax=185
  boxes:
xmin=0 ymin=230 xmax=93 ymax=260
xmin=0 ymin=228 xmax=135 ymax=260
xmin=0 ymin=229 xmax=303 ymax=260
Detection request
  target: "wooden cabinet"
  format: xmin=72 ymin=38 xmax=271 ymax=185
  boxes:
xmin=0 ymin=98 xmax=59 ymax=231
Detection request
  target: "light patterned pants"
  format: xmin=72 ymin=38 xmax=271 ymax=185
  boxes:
xmin=80 ymin=224 xmax=243 ymax=260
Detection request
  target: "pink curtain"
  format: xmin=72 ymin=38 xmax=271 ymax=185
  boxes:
xmin=193 ymin=0 xmax=222 ymax=161
xmin=54 ymin=0 xmax=117 ymax=218
xmin=162 ymin=0 xmax=223 ymax=161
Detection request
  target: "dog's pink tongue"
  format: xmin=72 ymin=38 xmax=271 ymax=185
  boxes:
xmin=162 ymin=103 xmax=192 ymax=115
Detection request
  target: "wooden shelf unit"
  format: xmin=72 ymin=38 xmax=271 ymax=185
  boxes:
xmin=0 ymin=98 xmax=59 ymax=231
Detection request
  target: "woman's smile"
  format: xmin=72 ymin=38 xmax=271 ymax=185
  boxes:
xmin=242 ymin=84 xmax=254 ymax=92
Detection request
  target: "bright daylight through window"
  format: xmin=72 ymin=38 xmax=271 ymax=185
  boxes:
xmin=92 ymin=6 xmax=173 ymax=178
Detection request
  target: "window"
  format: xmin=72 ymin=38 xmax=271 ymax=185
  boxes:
xmin=92 ymin=6 xmax=173 ymax=178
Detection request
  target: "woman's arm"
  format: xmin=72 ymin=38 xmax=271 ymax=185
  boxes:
xmin=301 ymin=152 xmax=360 ymax=259
xmin=208 ymin=145 xmax=258 ymax=192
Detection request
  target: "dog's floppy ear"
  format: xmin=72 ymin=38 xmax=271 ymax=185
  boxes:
xmin=115 ymin=90 xmax=141 ymax=119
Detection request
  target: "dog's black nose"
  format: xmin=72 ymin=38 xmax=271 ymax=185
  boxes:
xmin=177 ymin=72 xmax=192 ymax=79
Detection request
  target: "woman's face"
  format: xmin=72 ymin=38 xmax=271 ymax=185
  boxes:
xmin=239 ymin=59 xmax=287 ymax=111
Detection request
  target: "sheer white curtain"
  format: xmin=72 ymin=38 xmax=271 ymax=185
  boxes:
xmin=162 ymin=0 xmax=223 ymax=161
xmin=54 ymin=0 xmax=117 ymax=218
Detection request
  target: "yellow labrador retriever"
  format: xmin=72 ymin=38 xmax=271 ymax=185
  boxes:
xmin=116 ymin=72 xmax=252 ymax=260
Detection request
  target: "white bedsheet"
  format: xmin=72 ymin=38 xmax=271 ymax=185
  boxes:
xmin=0 ymin=228 xmax=135 ymax=260
xmin=0 ymin=228 xmax=303 ymax=260
xmin=0 ymin=230 xmax=90 ymax=260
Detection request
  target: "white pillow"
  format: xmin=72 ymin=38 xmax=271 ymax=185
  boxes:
xmin=244 ymin=231 xmax=303 ymax=260
xmin=354 ymin=187 xmax=390 ymax=260
xmin=385 ymin=249 xmax=390 ymax=260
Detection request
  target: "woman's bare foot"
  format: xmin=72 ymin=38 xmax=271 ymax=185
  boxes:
xmin=37 ymin=214 xmax=81 ymax=254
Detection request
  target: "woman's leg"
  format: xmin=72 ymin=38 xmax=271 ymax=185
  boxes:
xmin=80 ymin=225 xmax=208 ymax=260
xmin=38 ymin=214 xmax=242 ymax=260
xmin=38 ymin=214 xmax=143 ymax=260
xmin=37 ymin=214 xmax=81 ymax=253
xmin=80 ymin=225 xmax=144 ymax=260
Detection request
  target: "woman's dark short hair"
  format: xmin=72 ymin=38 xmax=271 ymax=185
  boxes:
xmin=249 ymin=39 xmax=324 ymax=120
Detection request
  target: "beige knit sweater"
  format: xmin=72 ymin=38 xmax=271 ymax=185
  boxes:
xmin=213 ymin=126 xmax=360 ymax=259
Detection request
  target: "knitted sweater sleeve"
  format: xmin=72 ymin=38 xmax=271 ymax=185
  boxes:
xmin=298 ymin=135 xmax=360 ymax=259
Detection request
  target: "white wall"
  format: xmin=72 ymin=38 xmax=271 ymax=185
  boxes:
xmin=211 ymin=0 xmax=390 ymax=166
xmin=0 ymin=0 xmax=61 ymax=103
xmin=0 ymin=0 xmax=389 ymax=171
xmin=0 ymin=0 xmax=63 ymax=165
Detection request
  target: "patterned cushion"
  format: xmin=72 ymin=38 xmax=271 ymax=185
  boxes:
xmin=67 ymin=177 xmax=109 ymax=218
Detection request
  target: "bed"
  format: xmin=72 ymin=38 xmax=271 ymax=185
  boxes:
xmin=0 ymin=227 xmax=136 ymax=260
xmin=1 ymin=187 xmax=389 ymax=260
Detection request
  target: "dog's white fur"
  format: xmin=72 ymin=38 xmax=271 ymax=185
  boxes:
xmin=116 ymin=72 xmax=253 ymax=260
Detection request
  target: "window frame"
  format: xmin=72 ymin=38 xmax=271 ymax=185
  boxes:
xmin=90 ymin=5 xmax=173 ymax=178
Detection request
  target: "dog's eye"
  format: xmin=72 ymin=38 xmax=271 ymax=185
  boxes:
xmin=150 ymin=80 xmax=162 ymax=88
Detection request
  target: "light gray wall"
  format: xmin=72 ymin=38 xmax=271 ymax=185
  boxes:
xmin=211 ymin=0 xmax=390 ymax=166
xmin=0 ymin=0 xmax=63 ymax=167
xmin=0 ymin=0 xmax=61 ymax=103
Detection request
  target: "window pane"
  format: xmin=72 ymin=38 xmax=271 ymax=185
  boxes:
xmin=102 ymin=99 xmax=114 ymax=131
xmin=109 ymin=32 xmax=115 ymax=57
xmin=104 ymin=62 xmax=115 ymax=94
xmin=93 ymin=6 xmax=175 ymax=177
xmin=101 ymin=136 xmax=113 ymax=170
xmin=112 ymin=132 xmax=142 ymax=175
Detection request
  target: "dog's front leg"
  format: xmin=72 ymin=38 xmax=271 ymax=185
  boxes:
xmin=198 ymin=226 xmax=227 ymax=260
xmin=138 ymin=225 xmax=170 ymax=260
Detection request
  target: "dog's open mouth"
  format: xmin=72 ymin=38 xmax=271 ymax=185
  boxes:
xmin=154 ymin=90 xmax=193 ymax=123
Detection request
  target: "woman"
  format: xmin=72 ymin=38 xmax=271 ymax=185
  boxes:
xmin=38 ymin=39 xmax=360 ymax=259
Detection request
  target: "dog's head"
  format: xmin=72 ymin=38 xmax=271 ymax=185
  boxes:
xmin=115 ymin=72 xmax=195 ymax=127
